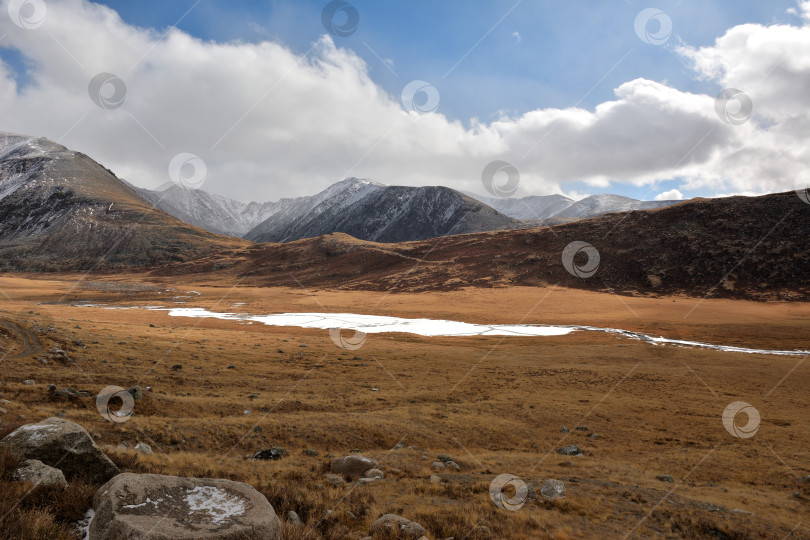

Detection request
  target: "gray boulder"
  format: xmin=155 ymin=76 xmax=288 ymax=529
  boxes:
xmin=287 ymin=510 xmax=304 ymax=526
xmin=556 ymin=444 xmax=584 ymax=456
xmin=331 ymin=454 xmax=378 ymax=477
xmin=370 ymin=514 xmax=427 ymax=539
xmin=127 ymin=385 xmax=143 ymax=401
xmin=90 ymin=472 xmax=280 ymax=540
xmin=540 ymin=478 xmax=565 ymax=499
xmin=134 ymin=442 xmax=153 ymax=455
xmin=0 ymin=417 xmax=118 ymax=483
xmin=364 ymin=468 xmax=384 ymax=479
xmin=12 ymin=458 xmax=67 ymax=486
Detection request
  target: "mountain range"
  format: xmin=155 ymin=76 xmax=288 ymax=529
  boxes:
xmin=2 ymin=132 xmax=806 ymax=300
xmin=132 ymin=178 xmax=683 ymax=241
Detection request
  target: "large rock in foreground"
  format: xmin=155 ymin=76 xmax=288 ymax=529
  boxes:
xmin=0 ymin=417 xmax=118 ymax=483
xmin=91 ymin=473 xmax=280 ymax=540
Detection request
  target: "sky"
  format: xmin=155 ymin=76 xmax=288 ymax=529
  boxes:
xmin=0 ymin=0 xmax=809 ymax=203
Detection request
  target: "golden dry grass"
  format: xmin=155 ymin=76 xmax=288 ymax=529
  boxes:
xmin=0 ymin=274 xmax=808 ymax=538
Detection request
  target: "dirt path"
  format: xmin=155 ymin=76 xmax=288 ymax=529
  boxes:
xmin=0 ymin=318 xmax=43 ymax=359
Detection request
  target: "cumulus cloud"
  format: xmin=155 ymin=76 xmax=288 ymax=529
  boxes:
xmin=0 ymin=0 xmax=808 ymax=202
xmin=655 ymin=189 xmax=684 ymax=201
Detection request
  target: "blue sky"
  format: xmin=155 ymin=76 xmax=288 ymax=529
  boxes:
xmin=1 ymin=0 xmax=807 ymax=202
xmin=81 ymin=0 xmax=801 ymax=200
xmin=90 ymin=0 xmax=797 ymax=122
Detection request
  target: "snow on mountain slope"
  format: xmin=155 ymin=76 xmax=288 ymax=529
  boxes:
xmin=131 ymin=183 xmax=281 ymax=237
xmin=464 ymin=192 xmax=575 ymax=220
xmin=0 ymin=132 xmax=235 ymax=271
xmin=463 ymin=191 xmax=681 ymax=221
xmin=551 ymin=194 xmax=679 ymax=219
xmin=245 ymin=179 xmax=516 ymax=243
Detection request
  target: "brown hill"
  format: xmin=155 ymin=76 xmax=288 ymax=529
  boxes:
xmin=162 ymin=190 xmax=809 ymax=300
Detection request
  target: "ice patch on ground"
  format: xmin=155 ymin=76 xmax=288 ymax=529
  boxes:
xmin=75 ymin=508 xmax=94 ymax=539
xmin=72 ymin=304 xmax=810 ymax=356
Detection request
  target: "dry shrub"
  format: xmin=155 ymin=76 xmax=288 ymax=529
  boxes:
xmin=0 ymin=448 xmax=93 ymax=540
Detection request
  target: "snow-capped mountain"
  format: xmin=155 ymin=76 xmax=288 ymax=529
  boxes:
xmin=553 ymin=194 xmax=679 ymax=218
xmin=465 ymin=192 xmax=682 ymax=221
xmin=245 ymin=178 xmax=516 ymax=243
xmin=0 ymin=133 xmax=233 ymax=271
xmin=464 ymin=193 xmax=575 ymax=220
xmin=128 ymin=182 xmax=282 ymax=237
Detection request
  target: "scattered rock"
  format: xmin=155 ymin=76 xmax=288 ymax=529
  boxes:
xmin=90 ymin=472 xmax=280 ymax=539
xmin=226 ymin=365 xmax=236 ymax=369
xmin=50 ymin=386 xmax=81 ymax=399
xmin=540 ymin=478 xmax=566 ymax=499
xmin=324 ymin=473 xmax=345 ymax=487
xmin=304 ymin=449 xmax=319 ymax=456
xmin=0 ymin=417 xmax=119 ymax=483
xmin=364 ymin=468 xmax=384 ymax=479
xmin=253 ymin=447 xmax=287 ymax=460
xmin=171 ymin=364 xmax=183 ymax=371
xmin=287 ymin=510 xmax=304 ymax=526
xmin=429 ymin=475 xmax=442 ymax=484
xmin=134 ymin=442 xmax=153 ymax=455
xmin=465 ymin=525 xmax=494 ymax=539
xmin=588 ymin=433 xmax=599 ymax=439
xmin=149 ymin=323 xmax=156 ymax=328
xmin=370 ymin=514 xmax=427 ymax=540
xmin=557 ymin=445 xmax=584 ymax=456
xmin=22 ymin=379 xmax=34 ymax=386
xmin=437 ymin=454 xmax=453 ymax=463
xmin=560 ymin=426 xmax=570 ymax=433
xmin=331 ymin=454 xmax=378 ymax=477
xmin=432 ymin=461 xmax=446 ymax=470
xmin=12 ymin=458 xmax=67 ymax=486
xmin=48 ymin=347 xmax=70 ymax=363
xmin=127 ymin=386 xmax=143 ymax=401
xmin=575 ymin=426 xmax=589 ymax=432
xmin=446 ymin=460 xmax=461 ymax=471
xmin=73 ymin=338 xmax=85 ymax=348
xmin=393 ymin=442 xmax=405 ymax=449
xmin=656 ymin=475 xmax=675 ymax=483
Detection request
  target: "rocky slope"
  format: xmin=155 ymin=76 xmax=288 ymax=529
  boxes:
xmin=169 ymin=191 xmax=809 ymax=300
xmin=0 ymin=133 xmax=243 ymax=271
xmin=244 ymin=178 xmax=517 ymax=243
xmin=129 ymin=182 xmax=281 ymax=237
xmin=466 ymin=192 xmax=680 ymax=221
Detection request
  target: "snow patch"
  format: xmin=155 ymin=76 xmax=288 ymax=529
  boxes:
xmin=185 ymin=486 xmax=246 ymax=525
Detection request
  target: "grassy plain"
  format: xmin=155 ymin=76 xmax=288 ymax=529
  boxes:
xmin=0 ymin=274 xmax=808 ymax=539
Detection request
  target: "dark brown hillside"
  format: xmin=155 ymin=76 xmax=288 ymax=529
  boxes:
xmin=166 ymin=190 xmax=809 ymax=300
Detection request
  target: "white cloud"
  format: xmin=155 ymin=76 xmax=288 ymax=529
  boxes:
xmin=512 ymin=31 xmax=522 ymax=44
xmin=788 ymin=0 xmax=810 ymax=21
xmin=655 ymin=189 xmax=684 ymax=201
xmin=0 ymin=0 xmax=808 ymax=202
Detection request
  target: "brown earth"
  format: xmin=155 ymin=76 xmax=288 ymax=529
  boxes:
xmin=0 ymin=274 xmax=808 ymax=539
xmin=153 ymin=190 xmax=810 ymax=302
